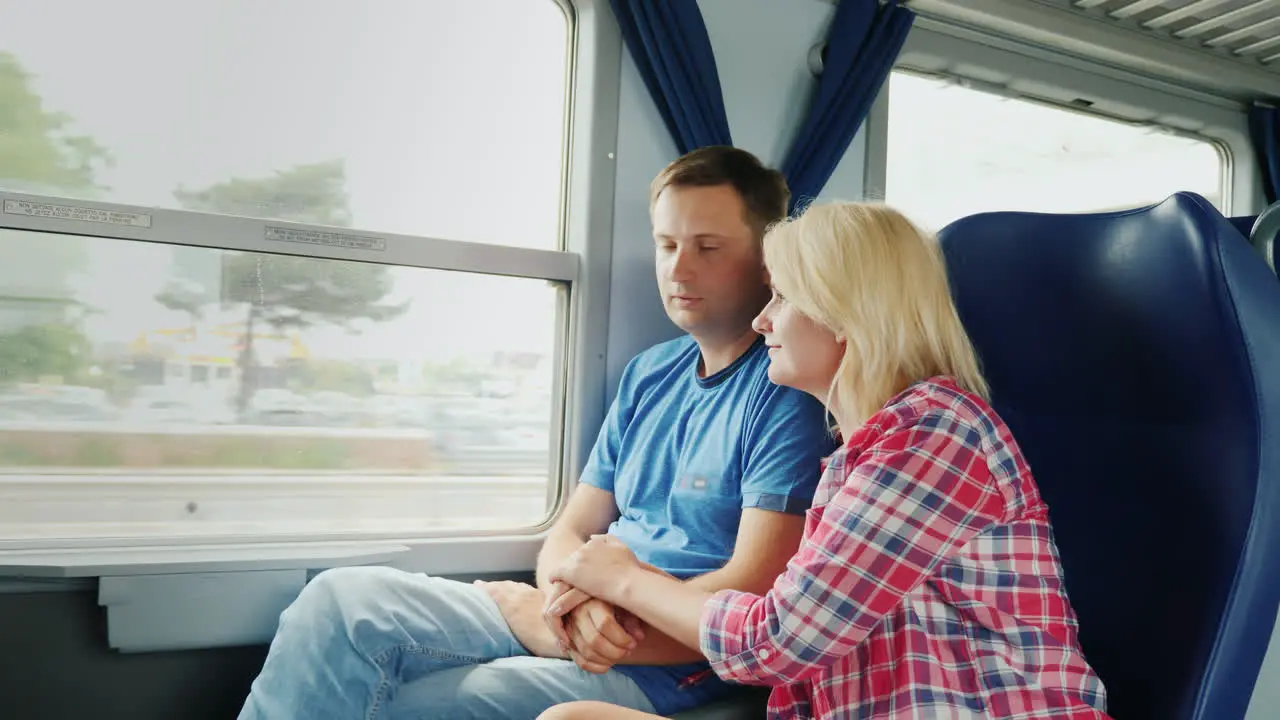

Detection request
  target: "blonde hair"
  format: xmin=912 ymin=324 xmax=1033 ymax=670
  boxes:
xmin=763 ymin=201 xmax=989 ymax=427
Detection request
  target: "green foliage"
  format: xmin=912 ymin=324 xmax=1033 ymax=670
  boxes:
xmin=0 ymin=323 xmax=92 ymax=385
xmin=0 ymin=52 xmax=109 ymax=300
xmin=173 ymin=159 xmax=351 ymax=226
xmin=0 ymin=51 xmax=113 ymax=193
xmin=219 ymin=252 xmax=406 ymax=331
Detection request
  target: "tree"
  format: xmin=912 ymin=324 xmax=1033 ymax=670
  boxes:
xmin=0 ymin=52 xmax=113 ymax=193
xmin=0 ymin=323 xmax=92 ymax=386
xmin=172 ymin=159 xmax=352 ymax=227
xmin=0 ymin=52 xmax=113 ymax=298
xmin=157 ymin=160 xmax=406 ymax=414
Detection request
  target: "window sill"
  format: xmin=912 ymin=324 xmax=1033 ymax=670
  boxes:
xmin=0 ymin=535 xmax=545 ymax=651
xmin=0 ymin=530 xmax=545 ymax=648
xmin=0 ymin=542 xmax=413 ymax=652
xmin=0 ymin=542 xmax=412 ymax=578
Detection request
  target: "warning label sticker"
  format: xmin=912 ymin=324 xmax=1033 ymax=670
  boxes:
xmin=3 ymin=199 xmax=153 ymax=228
xmin=264 ymin=226 xmax=386 ymax=252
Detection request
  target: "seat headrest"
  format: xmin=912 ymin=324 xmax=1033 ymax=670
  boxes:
xmin=1250 ymin=201 xmax=1279 ymax=273
xmin=937 ymin=192 xmax=1280 ymax=720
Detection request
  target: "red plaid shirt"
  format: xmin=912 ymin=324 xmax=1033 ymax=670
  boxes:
xmin=698 ymin=377 xmax=1110 ymax=719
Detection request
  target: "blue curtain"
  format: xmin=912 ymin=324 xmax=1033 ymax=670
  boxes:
xmin=782 ymin=0 xmax=915 ymax=211
xmin=609 ymin=0 xmax=732 ymax=154
xmin=611 ymin=0 xmax=914 ymax=210
xmin=1250 ymin=104 xmax=1279 ymax=205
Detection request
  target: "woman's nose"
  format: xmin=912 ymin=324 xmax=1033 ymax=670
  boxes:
xmin=751 ymin=309 xmax=770 ymax=334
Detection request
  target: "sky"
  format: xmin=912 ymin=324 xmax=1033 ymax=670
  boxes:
xmin=883 ymin=71 xmax=1225 ymax=232
xmin=0 ymin=0 xmax=570 ymax=362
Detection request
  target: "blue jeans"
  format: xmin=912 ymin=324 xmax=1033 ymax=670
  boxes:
xmin=238 ymin=566 xmax=658 ymax=720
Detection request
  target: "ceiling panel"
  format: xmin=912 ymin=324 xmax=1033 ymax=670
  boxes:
xmin=1034 ymin=0 xmax=1280 ymax=69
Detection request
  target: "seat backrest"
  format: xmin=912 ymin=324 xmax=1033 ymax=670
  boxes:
xmin=937 ymin=193 xmax=1280 ymax=720
xmin=1250 ymin=202 xmax=1279 ymax=274
xmin=1229 ymin=214 xmax=1259 ymax=239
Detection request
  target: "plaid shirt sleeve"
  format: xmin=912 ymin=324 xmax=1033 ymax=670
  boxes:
xmin=699 ymin=409 xmax=1008 ymax=686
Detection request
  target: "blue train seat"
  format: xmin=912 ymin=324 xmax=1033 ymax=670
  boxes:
xmin=1250 ymin=202 xmax=1279 ymax=275
xmin=937 ymin=193 xmax=1280 ymax=720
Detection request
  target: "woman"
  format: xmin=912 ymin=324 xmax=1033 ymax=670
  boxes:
xmin=537 ymin=202 xmax=1110 ymax=719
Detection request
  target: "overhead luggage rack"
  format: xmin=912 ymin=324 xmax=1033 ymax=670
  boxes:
xmin=1059 ymin=0 xmax=1280 ymax=68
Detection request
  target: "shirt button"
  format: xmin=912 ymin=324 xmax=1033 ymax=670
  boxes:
xmin=759 ymin=648 xmax=771 ymax=660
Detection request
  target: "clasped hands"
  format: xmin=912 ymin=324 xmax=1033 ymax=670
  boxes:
xmin=478 ymin=535 xmax=651 ymax=674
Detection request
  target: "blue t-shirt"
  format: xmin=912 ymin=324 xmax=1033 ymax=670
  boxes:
xmin=579 ymin=334 xmax=836 ymax=714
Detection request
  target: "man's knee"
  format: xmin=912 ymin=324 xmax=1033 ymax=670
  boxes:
xmin=538 ymin=701 xmax=625 ymax=720
xmin=400 ymin=658 xmax=562 ymax=719
xmin=399 ymin=657 xmax=650 ymax=720
xmin=278 ymin=566 xmax=407 ymax=634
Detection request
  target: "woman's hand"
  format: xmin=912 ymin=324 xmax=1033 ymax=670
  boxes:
xmin=541 ymin=580 xmax=646 ymax=673
xmin=548 ymin=534 xmax=642 ymax=610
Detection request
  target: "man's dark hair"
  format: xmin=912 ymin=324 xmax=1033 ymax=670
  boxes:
xmin=649 ymin=146 xmax=790 ymax=238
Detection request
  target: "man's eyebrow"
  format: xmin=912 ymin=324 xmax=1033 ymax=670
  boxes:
xmin=653 ymin=232 xmax=730 ymax=240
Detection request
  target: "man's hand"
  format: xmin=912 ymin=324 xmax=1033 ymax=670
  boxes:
xmin=560 ymin=598 xmax=644 ymax=674
xmin=476 ymin=580 xmax=565 ymax=660
xmin=543 ymin=580 xmax=646 ymax=674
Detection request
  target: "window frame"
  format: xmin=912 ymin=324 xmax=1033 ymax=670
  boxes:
xmin=0 ymin=194 xmax=577 ymax=548
xmin=864 ymin=18 xmax=1260 ymax=217
xmin=0 ymin=0 xmax=624 ymax=581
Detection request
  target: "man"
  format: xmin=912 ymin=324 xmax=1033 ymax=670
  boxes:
xmin=237 ymin=146 xmax=835 ymax=720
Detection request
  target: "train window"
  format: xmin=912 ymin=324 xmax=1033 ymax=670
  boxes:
xmin=0 ymin=227 xmax=565 ymax=541
xmin=0 ymin=0 xmax=570 ymax=251
xmin=0 ymin=0 xmax=573 ymax=544
xmin=884 ymin=71 xmax=1227 ymax=230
